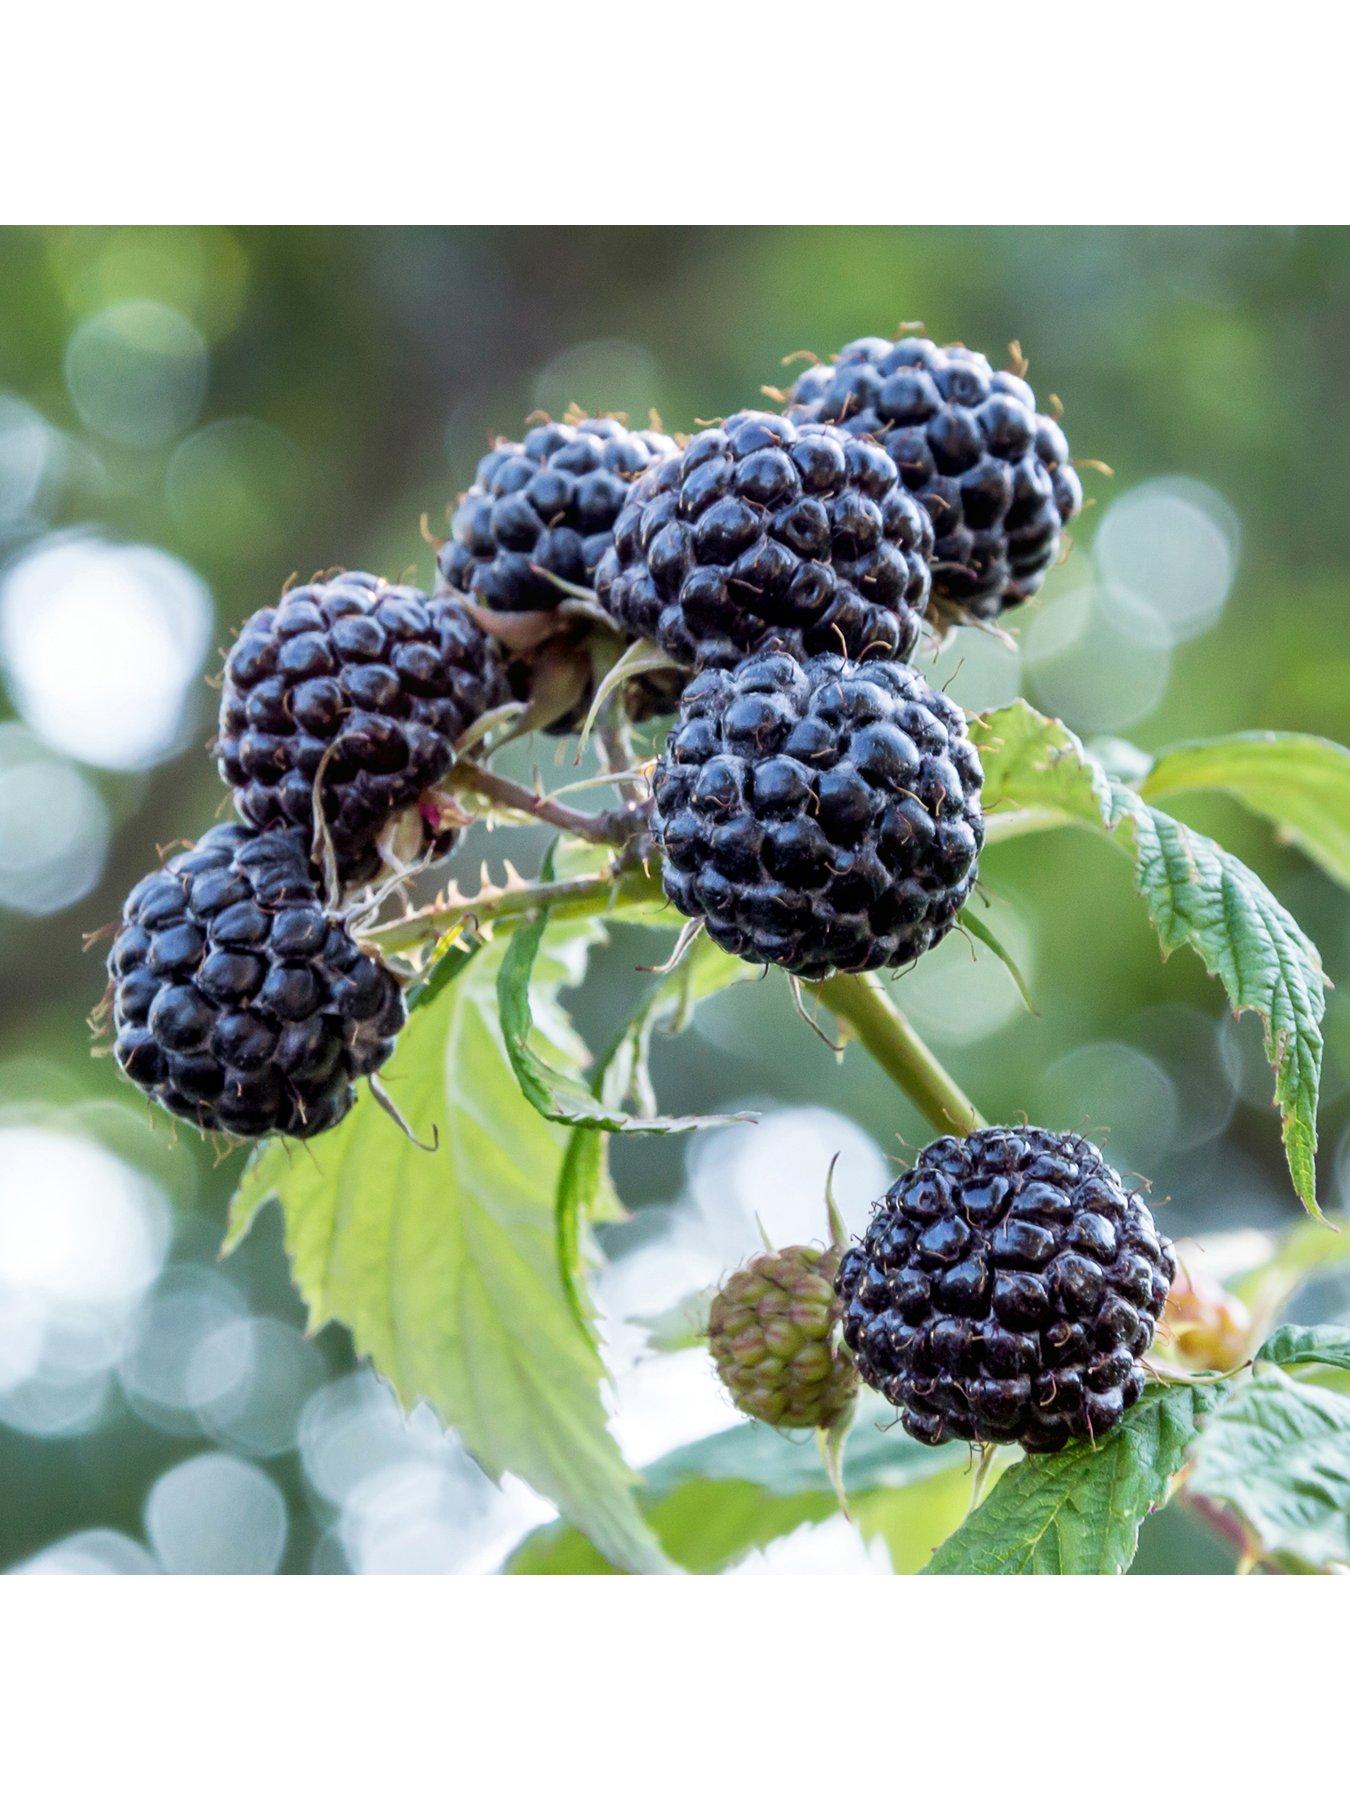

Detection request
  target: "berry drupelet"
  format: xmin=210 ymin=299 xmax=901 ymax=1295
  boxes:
xmin=650 ymin=650 xmax=984 ymax=980
xmin=836 ymin=1127 xmax=1176 ymax=1453
xmin=216 ymin=572 xmax=506 ymax=884
xmin=438 ymin=415 xmax=677 ymax=613
xmin=597 ymin=409 xmax=933 ymax=670
xmin=106 ymin=824 xmax=404 ymax=1140
xmin=787 ymin=336 xmax=1081 ymax=623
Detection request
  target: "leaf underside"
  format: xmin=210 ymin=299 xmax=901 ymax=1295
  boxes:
xmin=549 ymin=928 xmax=760 ymax=1341
xmin=499 ymin=892 xmax=753 ymax=1135
xmin=1189 ymin=1368 xmax=1350 ymax=1568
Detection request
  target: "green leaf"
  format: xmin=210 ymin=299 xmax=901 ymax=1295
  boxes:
xmin=976 ymin=697 xmax=1117 ymax=821
xmin=646 ymin=1395 xmax=964 ymax=1496
xmin=974 ymin=701 xmax=1328 ymax=1215
xmin=509 ymin=1394 xmax=971 ymax=1574
xmin=552 ymin=1123 xmax=608 ymax=1347
xmin=923 ymin=1383 xmax=1225 ymax=1574
xmin=1257 ymin=1323 xmax=1350 ymax=1372
xmin=499 ymin=900 xmax=754 ymax=1134
xmin=225 ymin=918 xmax=669 ymax=1575
xmin=1189 ymin=1368 xmax=1350 ymax=1568
xmin=851 ymin=1470 xmax=983 ymax=1573
xmin=549 ymin=930 xmax=759 ymax=1344
xmin=961 ymin=906 xmax=1038 ymax=1015
xmin=1141 ymin=731 xmax=1350 ymax=890
xmin=511 ymin=1479 xmax=839 ymax=1574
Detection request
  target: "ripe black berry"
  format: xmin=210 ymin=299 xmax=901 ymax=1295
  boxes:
xmin=787 ymin=337 xmax=1081 ymax=622
xmin=597 ymin=410 xmax=933 ymax=670
xmin=217 ymin=572 xmax=507 ymax=883
xmin=106 ymin=824 xmax=404 ymax=1140
xmin=438 ymin=415 xmax=677 ymax=612
xmin=836 ymin=1128 xmax=1176 ymax=1453
xmin=651 ymin=650 xmax=983 ymax=980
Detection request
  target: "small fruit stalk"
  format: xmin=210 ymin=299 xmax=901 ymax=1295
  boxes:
xmin=707 ymin=1188 xmax=858 ymax=1435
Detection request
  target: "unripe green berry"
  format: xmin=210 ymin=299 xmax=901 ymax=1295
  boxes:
xmin=708 ymin=1244 xmax=857 ymax=1430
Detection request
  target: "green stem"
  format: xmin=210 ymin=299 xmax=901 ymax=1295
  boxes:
xmin=967 ymin=1444 xmax=997 ymax=1515
xmin=815 ymin=972 xmax=985 ymax=1136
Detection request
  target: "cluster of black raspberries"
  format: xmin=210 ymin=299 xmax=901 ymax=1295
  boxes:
xmin=105 ymin=574 xmax=512 ymax=1138
xmin=100 ymin=330 xmax=1161 ymax=1459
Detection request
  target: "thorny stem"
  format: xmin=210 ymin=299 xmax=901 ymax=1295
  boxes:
xmin=445 ymin=761 xmax=643 ymax=849
xmin=815 ymin=971 xmax=986 ymax=1137
xmin=366 ymin=862 xmax=663 ymax=955
xmin=371 ymin=808 xmax=988 ymax=1139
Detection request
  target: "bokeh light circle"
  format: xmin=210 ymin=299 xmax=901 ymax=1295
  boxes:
xmin=1023 ymin=583 xmax=1173 ymax=731
xmin=898 ymin=899 xmax=1033 ymax=1047
xmin=165 ymin=418 xmax=304 ymax=560
xmin=63 ymin=300 xmax=208 ymax=449
xmin=145 ymin=1453 xmax=287 ymax=1575
xmin=0 ymin=724 xmax=110 ymax=915
xmin=1094 ymin=477 xmax=1239 ymax=646
xmin=0 ymin=1125 xmax=169 ymax=1309
xmin=12 ymin=1529 xmax=158 ymax=1576
xmin=190 ymin=1317 xmax=326 ymax=1458
xmin=531 ymin=338 xmax=663 ymax=421
xmin=0 ymin=532 xmax=212 ymax=768
xmin=118 ymin=1268 xmax=251 ymax=1436
xmin=1032 ymin=1041 xmax=1180 ymax=1178
xmin=0 ymin=394 xmax=62 ymax=528
xmin=923 ymin=625 xmax=1021 ymax=714
xmin=685 ymin=1106 xmax=889 ymax=1256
